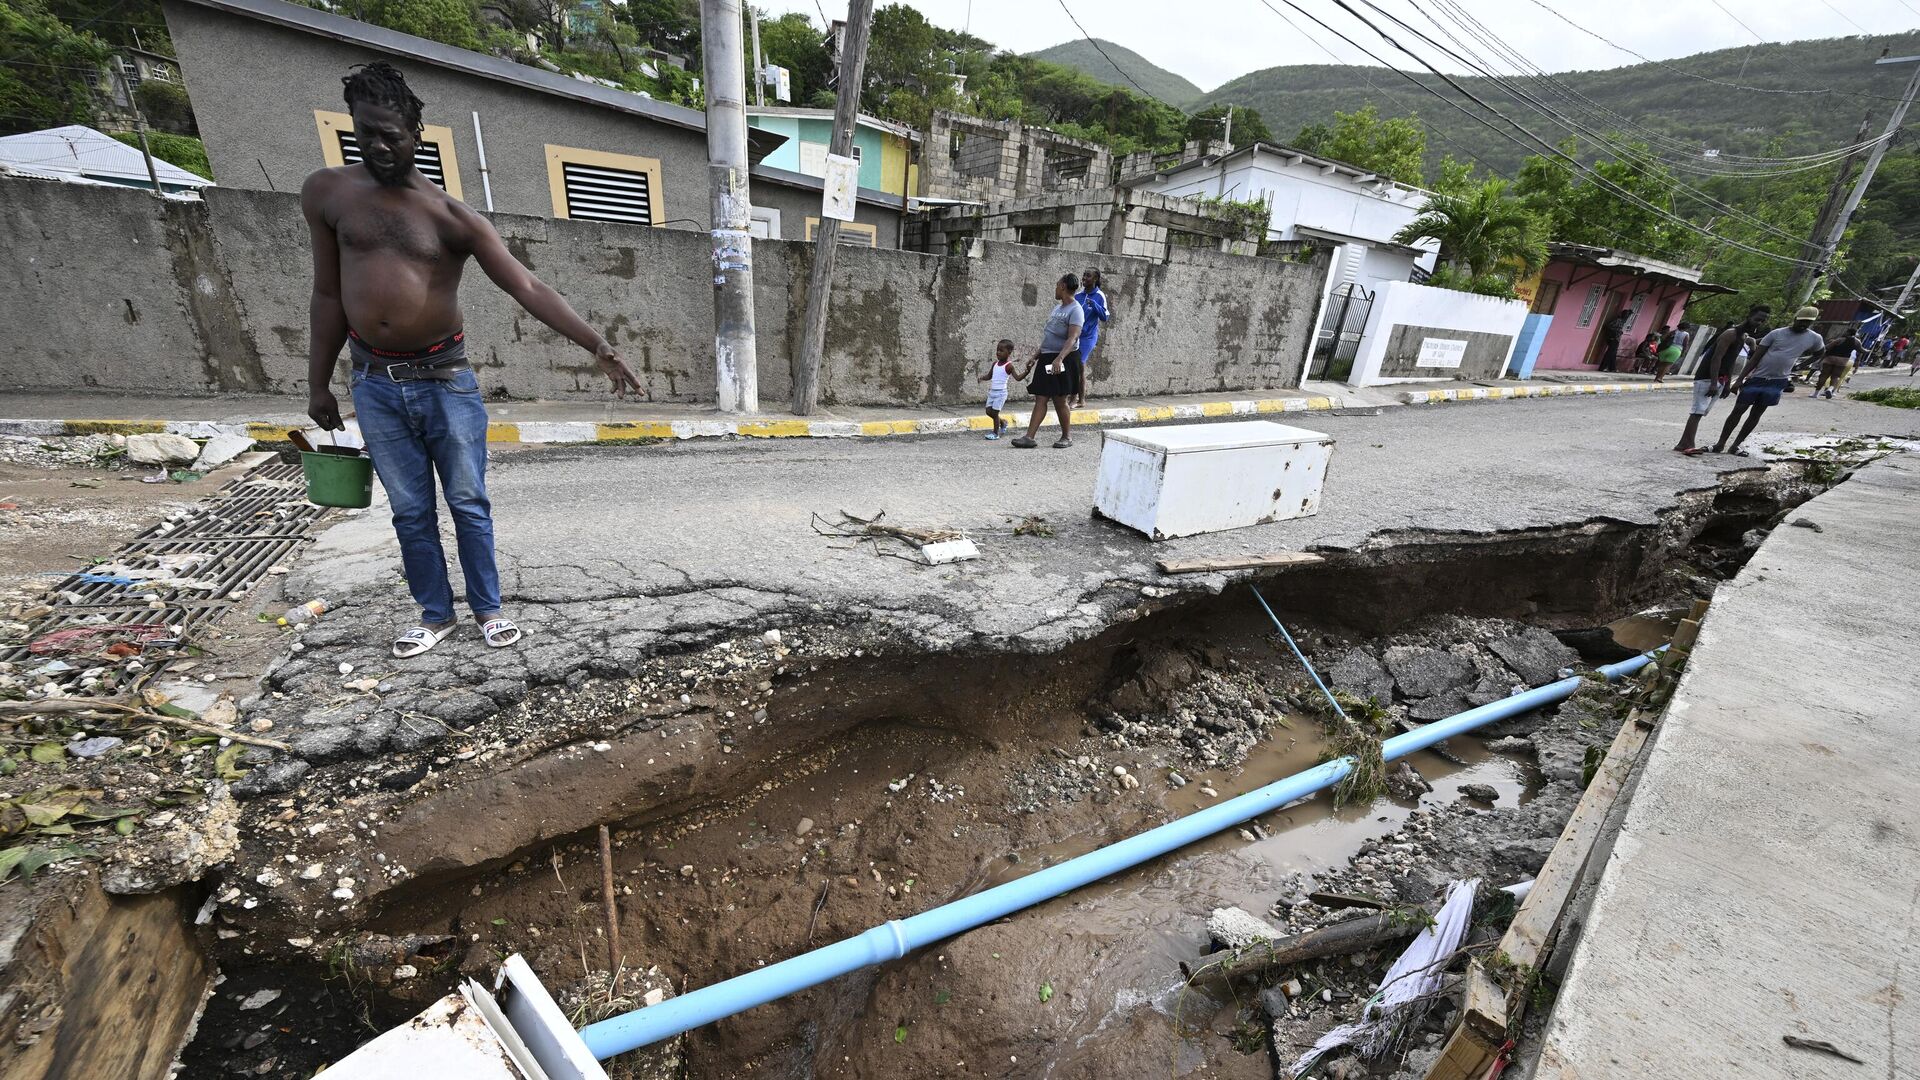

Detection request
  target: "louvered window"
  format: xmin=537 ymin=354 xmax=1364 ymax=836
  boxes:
xmin=543 ymin=146 xmax=663 ymax=227
xmin=559 ymin=160 xmax=652 ymax=224
xmin=335 ymin=130 xmax=451 ymax=192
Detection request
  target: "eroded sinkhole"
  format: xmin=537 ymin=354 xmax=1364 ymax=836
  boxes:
xmin=180 ymin=468 xmax=1816 ymax=1080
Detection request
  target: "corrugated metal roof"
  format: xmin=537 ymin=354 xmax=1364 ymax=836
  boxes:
xmin=0 ymin=125 xmax=212 ymax=189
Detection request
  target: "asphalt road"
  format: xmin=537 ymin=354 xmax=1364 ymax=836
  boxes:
xmin=253 ymin=371 xmax=1920 ymax=771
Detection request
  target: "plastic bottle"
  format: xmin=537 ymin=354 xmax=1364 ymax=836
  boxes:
xmin=279 ymin=598 xmax=329 ymax=627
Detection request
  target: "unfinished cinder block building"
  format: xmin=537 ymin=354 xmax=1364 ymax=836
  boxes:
xmin=920 ymin=111 xmax=1113 ymax=203
xmin=904 ymin=187 xmax=1270 ymax=262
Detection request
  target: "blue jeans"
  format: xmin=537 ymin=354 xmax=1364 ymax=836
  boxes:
xmin=350 ymin=366 xmax=499 ymax=625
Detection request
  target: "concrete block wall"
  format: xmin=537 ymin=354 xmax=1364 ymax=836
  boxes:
xmin=1348 ymin=280 xmax=1529 ymax=387
xmin=0 ymin=178 xmax=1329 ymax=406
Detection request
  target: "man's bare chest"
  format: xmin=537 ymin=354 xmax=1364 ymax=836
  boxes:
xmin=334 ymin=201 xmax=457 ymax=266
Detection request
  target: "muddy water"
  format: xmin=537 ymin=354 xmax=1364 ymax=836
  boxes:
xmin=951 ymin=728 xmax=1529 ymax=1076
xmin=1607 ymin=610 xmax=1682 ymax=652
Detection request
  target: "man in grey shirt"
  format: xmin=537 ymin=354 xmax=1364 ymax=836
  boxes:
xmin=1713 ymin=305 xmax=1827 ymax=455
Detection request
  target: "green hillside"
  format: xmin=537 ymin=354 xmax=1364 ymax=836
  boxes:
xmin=1195 ymin=33 xmax=1920 ymax=174
xmin=1027 ymin=38 xmax=1205 ymax=108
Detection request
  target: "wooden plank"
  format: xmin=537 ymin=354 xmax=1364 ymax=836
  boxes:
xmin=1423 ymin=706 xmax=1658 ymax=1080
xmin=1426 ymin=962 xmax=1506 ymax=1080
xmin=1155 ymin=552 xmax=1326 ymax=575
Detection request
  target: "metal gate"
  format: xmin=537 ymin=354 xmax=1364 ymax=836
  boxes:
xmin=1309 ymin=282 xmax=1373 ymax=381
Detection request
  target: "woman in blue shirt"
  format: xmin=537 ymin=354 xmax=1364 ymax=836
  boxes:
xmin=1073 ymin=268 xmax=1110 ymax=408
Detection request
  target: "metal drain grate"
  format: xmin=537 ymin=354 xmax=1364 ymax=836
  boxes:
xmin=3 ymin=461 xmax=336 ymax=696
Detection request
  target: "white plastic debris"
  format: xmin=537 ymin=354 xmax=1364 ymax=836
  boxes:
xmin=919 ymin=538 xmax=980 ymax=565
xmin=1290 ymin=878 xmax=1480 ymax=1074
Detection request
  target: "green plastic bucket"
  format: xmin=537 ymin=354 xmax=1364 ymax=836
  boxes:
xmin=302 ymin=450 xmax=374 ymax=509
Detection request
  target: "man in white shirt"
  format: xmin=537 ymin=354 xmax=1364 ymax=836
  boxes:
xmin=1713 ymin=305 xmax=1827 ymax=455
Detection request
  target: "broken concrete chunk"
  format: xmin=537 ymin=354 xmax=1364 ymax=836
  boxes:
xmin=125 ymin=432 xmax=200 ymax=465
xmin=1323 ymin=647 xmax=1393 ymax=706
xmin=1487 ymin=627 xmax=1583 ymax=687
xmin=191 ymin=433 xmax=255 ymax=472
xmin=1406 ymin=693 xmax=1472 ymax=722
xmin=1458 ymin=783 xmax=1500 ymax=803
xmin=1382 ymin=646 xmax=1475 ymax=700
xmin=1207 ymin=906 xmax=1282 ymax=951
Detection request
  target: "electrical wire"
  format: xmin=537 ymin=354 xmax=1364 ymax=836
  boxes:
xmin=1049 ymin=0 xmax=1171 ymax=107
xmin=1256 ymin=0 xmax=1820 ymax=268
xmin=1349 ymin=0 xmax=1834 ymax=250
xmin=1516 ymin=0 xmax=1901 ymax=100
xmin=1707 ymin=0 xmax=1768 ymax=43
xmin=1405 ymin=0 xmax=1892 ymax=173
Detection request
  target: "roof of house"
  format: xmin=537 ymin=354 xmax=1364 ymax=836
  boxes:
xmin=165 ymin=0 xmax=786 ymax=161
xmin=1138 ymin=140 xmax=1433 ymax=198
xmin=0 ymin=125 xmax=212 ymax=189
xmin=745 ymin=107 xmax=921 ymax=142
xmin=1546 ymin=241 xmax=1732 ymax=294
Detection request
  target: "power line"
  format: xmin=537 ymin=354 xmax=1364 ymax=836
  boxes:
xmin=1403 ymin=0 xmax=1891 ymax=175
xmin=1355 ymin=0 xmax=1837 ymax=250
xmin=1706 ymin=0 xmax=1768 ymax=44
xmin=1049 ymin=0 xmax=1169 ymax=107
xmin=1264 ymin=0 xmax=1820 ymax=267
xmin=1815 ymin=0 xmax=1871 ymax=36
xmin=1517 ymin=0 xmax=1879 ymax=99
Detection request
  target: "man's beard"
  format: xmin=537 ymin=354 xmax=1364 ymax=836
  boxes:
xmin=365 ymin=156 xmax=413 ymax=187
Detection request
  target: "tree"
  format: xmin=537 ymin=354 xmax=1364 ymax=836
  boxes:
xmin=1514 ymin=136 xmax=1681 ymax=258
xmin=624 ymin=0 xmax=699 ymax=56
xmin=862 ymin=3 xmax=965 ymax=128
xmin=753 ymin=10 xmax=829 ymax=105
xmin=1394 ymin=177 xmax=1544 ymax=284
xmin=360 ymin=0 xmax=482 ymax=49
xmin=1186 ymin=103 xmax=1270 ymax=149
xmin=1313 ymin=104 xmax=1425 ymax=186
xmin=1432 ymin=154 xmax=1476 ymax=197
xmin=0 ymin=0 xmax=113 ymax=134
xmin=135 ymin=78 xmax=195 ymax=134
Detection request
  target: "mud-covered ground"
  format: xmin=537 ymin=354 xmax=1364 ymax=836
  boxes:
xmin=180 ymin=603 xmax=1656 ymax=1080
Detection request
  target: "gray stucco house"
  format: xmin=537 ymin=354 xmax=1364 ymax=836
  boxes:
xmin=159 ymin=0 xmax=904 ymax=244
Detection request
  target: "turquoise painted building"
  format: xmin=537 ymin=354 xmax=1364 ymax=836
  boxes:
xmin=746 ymin=107 xmax=918 ymax=197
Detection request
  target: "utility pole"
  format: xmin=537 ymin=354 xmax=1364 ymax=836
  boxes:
xmin=1893 ymin=259 xmax=1920 ymax=315
xmin=791 ymin=0 xmax=873 ymax=415
xmin=115 ymin=68 xmax=163 ymax=195
xmin=701 ymin=0 xmax=758 ymax=413
xmin=1784 ymin=112 xmax=1871 ymax=307
xmin=1798 ymin=53 xmax=1920 ymax=307
xmin=748 ymin=5 xmax=765 ymax=107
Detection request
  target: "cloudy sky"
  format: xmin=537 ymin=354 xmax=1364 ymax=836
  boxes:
xmin=753 ymin=0 xmax=1919 ymax=93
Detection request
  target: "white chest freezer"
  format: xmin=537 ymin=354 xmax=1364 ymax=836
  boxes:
xmin=1093 ymin=421 xmax=1334 ymax=540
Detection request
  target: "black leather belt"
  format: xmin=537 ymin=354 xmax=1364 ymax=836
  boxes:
xmin=354 ymin=358 xmax=471 ymax=382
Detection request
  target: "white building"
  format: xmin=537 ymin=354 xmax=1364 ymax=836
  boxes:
xmin=1130 ymin=142 xmax=1439 ymax=380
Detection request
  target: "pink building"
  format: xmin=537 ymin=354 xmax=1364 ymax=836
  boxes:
xmin=1512 ymin=243 xmax=1730 ymax=377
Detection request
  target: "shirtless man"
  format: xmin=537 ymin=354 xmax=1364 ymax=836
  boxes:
xmin=304 ymin=62 xmax=642 ymax=658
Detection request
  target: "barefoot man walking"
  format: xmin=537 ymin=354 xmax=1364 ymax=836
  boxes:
xmin=304 ymin=62 xmax=642 ymax=658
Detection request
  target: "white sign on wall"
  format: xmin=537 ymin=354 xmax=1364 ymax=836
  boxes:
xmin=821 ymin=152 xmax=859 ymax=222
xmin=1417 ymin=337 xmax=1469 ymax=368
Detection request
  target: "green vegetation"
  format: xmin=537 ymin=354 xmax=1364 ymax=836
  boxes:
xmin=0 ymin=0 xmax=114 ymax=132
xmin=1197 ymin=32 xmax=1920 ymax=174
xmin=1026 ymin=37 xmax=1205 ymax=109
xmin=1294 ymin=103 xmax=1427 ymax=185
xmin=1395 ymin=178 xmax=1543 ymax=297
xmin=111 ymin=131 xmax=212 ymax=179
xmin=1186 ymin=103 xmax=1271 ymax=150
xmin=1851 ymin=386 xmax=1920 ymax=408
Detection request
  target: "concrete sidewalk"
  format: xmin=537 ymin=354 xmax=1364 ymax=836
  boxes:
xmin=1537 ymin=455 xmax=1920 ymax=1077
xmin=0 ymin=373 xmax=1686 ymax=444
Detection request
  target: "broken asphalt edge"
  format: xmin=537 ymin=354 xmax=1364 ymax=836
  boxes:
xmin=0 ymin=383 xmax=1688 ymax=444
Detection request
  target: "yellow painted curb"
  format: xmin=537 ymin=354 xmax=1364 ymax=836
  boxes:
xmin=65 ymin=419 xmax=165 ymax=435
xmin=595 ymin=421 xmax=675 ymax=441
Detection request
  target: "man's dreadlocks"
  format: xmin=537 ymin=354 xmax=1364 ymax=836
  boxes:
xmin=342 ymin=62 xmax=424 ymax=135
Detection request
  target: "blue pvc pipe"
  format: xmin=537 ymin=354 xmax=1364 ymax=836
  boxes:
xmin=578 ymin=649 xmax=1661 ymax=1059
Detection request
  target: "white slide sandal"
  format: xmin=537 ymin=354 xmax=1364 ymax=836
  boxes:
xmin=393 ymin=624 xmax=456 ymax=659
xmin=481 ymin=617 xmax=523 ymax=648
